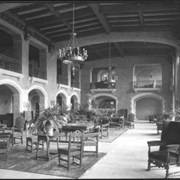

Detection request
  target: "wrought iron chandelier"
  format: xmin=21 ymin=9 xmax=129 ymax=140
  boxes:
xmin=59 ymin=3 xmax=88 ymax=66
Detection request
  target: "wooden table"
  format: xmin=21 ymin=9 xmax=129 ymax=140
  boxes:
xmin=62 ymin=123 xmax=94 ymax=140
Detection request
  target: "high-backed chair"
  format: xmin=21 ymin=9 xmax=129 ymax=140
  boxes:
xmin=99 ymin=117 xmax=109 ymax=138
xmin=147 ymin=121 xmax=180 ymax=178
xmin=124 ymin=113 xmax=135 ymax=129
xmin=0 ymin=133 xmax=12 ymax=161
xmin=83 ymin=127 xmax=100 ymax=158
xmin=58 ymin=130 xmax=83 ymax=170
xmin=11 ymin=113 xmax=25 ymax=145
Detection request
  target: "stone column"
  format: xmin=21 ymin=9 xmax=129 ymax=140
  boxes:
xmin=174 ymin=49 xmax=180 ymax=108
xmin=39 ymin=48 xmax=47 ymax=79
xmin=21 ymin=37 xmax=29 ymax=76
xmin=12 ymin=35 xmax=22 ymax=73
xmin=68 ymin=64 xmax=71 ymax=87
xmin=13 ymin=93 xmax=20 ymax=126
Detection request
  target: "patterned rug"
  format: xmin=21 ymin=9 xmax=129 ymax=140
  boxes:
xmin=0 ymin=145 xmax=106 ymax=179
xmin=99 ymin=127 xmax=128 ymax=143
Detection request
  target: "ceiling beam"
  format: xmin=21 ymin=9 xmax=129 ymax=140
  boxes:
xmin=2 ymin=10 xmax=51 ymax=44
xmin=28 ymin=8 xmax=92 ymax=29
xmin=88 ymin=3 xmax=126 ymax=57
xmin=137 ymin=4 xmax=144 ymax=26
xmin=88 ymin=3 xmax=124 ymax=57
xmin=0 ymin=3 xmax=31 ymax=13
xmin=101 ymin=3 xmax=179 ymax=14
xmin=43 ymin=3 xmax=72 ymax=31
xmin=88 ymin=3 xmax=111 ymax=34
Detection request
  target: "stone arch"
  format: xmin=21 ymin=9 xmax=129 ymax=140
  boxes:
xmin=91 ymin=93 xmax=118 ymax=112
xmin=0 ymin=79 xmax=23 ymax=124
xmin=70 ymin=93 xmax=79 ymax=110
xmin=27 ymin=85 xmax=48 ymax=119
xmin=56 ymin=89 xmax=68 ymax=108
xmin=56 ymin=31 xmax=179 ymax=50
xmin=131 ymin=92 xmax=165 ymax=120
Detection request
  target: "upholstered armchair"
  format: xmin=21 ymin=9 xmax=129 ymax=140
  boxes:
xmin=147 ymin=121 xmax=180 ymax=178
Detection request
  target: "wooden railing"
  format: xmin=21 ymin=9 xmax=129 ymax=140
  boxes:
xmin=71 ymin=79 xmax=80 ymax=88
xmin=133 ymin=80 xmax=162 ymax=89
xmin=29 ymin=66 xmax=47 ymax=80
xmin=57 ymin=75 xmax=68 ymax=86
xmin=90 ymin=81 xmax=116 ymax=89
xmin=0 ymin=54 xmax=21 ymax=73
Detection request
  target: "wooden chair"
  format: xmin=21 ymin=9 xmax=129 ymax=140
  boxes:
xmin=58 ymin=130 xmax=83 ymax=170
xmin=36 ymin=132 xmax=60 ymax=161
xmin=11 ymin=114 xmax=25 ymax=146
xmin=100 ymin=123 xmax=109 ymax=138
xmin=26 ymin=123 xmax=44 ymax=152
xmin=99 ymin=117 xmax=109 ymax=138
xmin=0 ymin=133 xmax=11 ymax=161
xmin=147 ymin=121 xmax=180 ymax=178
xmin=83 ymin=127 xmax=100 ymax=158
xmin=110 ymin=116 xmax=124 ymax=129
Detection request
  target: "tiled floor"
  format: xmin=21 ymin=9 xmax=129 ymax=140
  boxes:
xmin=1 ymin=121 xmax=180 ymax=179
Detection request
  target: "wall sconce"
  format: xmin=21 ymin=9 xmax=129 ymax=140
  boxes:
xmin=48 ymin=43 xmax=54 ymax=53
xmin=24 ymin=26 xmax=31 ymax=41
xmin=24 ymin=31 xmax=30 ymax=41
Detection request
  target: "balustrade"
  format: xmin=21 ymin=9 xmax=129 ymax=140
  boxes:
xmin=133 ymin=80 xmax=162 ymax=89
xmin=0 ymin=54 xmax=21 ymax=73
xmin=71 ymin=79 xmax=80 ymax=88
xmin=90 ymin=81 xmax=116 ymax=90
xmin=57 ymin=75 xmax=68 ymax=86
xmin=29 ymin=66 xmax=46 ymax=80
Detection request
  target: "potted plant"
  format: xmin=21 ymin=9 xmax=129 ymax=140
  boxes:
xmin=30 ymin=104 xmax=67 ymax=136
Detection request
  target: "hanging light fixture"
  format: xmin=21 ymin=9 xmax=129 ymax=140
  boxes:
xmin=59 ymin=3 xmax=88 ymax=68
xmin=107 ymin=42 xmax=117 ymax=88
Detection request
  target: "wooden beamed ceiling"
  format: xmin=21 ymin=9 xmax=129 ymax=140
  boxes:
xmin=0 ymin=1 xmax=179 ymax=61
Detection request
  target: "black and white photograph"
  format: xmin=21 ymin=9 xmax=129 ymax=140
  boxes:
xmin=0 ymin=0 xmax=180 ymax=179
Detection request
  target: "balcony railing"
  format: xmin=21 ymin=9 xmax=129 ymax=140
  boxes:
xmin=90 ymin=81 xmax=116 ymax=90
xmin=29 ymin=66 xmax=46 ymax=80
xmin=133 ymin=80 xmax=162 ymax=89
xmin=71 ymin=80 xmax=80 ymax=89
xmin=57 ymin=75 xmax=68 ymax=86
xmin=0 ymin=54 xmax=21 ymax=73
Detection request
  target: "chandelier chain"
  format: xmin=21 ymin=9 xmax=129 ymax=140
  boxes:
xmin=58 ymin=3 xmax=88 ymax=68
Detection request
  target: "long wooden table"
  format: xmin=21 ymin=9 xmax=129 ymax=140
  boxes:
xmin=62 ymin=122 xmax=94 ymax=140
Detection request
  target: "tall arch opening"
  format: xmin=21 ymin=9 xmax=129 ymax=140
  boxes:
xmin=131 ymin=93 xmax=164 ymax=121
xmin=28 ymin=89 xmax=45 ymax=120
xmin=56 ymin=93 xmax=67 ymax=109
xmin=0 ymin=84 xmax=21 ymax=126
xmin=70 ymin=95 xmax=78 ymax=110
